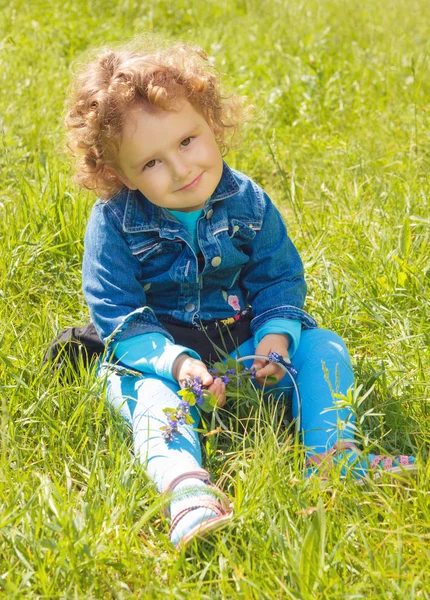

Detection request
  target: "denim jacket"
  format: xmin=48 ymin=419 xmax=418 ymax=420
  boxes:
xmin=82 ymin=162 xmax=317 ymax=346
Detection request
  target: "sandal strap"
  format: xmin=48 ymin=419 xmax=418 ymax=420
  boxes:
xmin=306 ymin=441 xmax=359 ymax=468
xmin=162 ymin=469 xmax=230 ymax=517
xmin=169 ymin=497 xmax=229 ymax=538
xmin=162 ymin=469 xmax=210 ymax=495
xmin=370 ymin=454 xmax=411 ymax=470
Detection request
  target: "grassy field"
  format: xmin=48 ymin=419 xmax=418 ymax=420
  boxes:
xmin=1 ymin=0 xmax=429 ymax=597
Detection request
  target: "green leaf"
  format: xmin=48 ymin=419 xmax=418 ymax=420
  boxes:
xmin=298 ymin=497 xmax=326 ymax=597
xmin=185 ymin=414 xmax=195 ymax=425
xmin=398 ymin=271 xmax=408 ymax=286
xmin=400 ymin=217 xmax=411 ymax=258
xmin=211 ymin=361 xmax=228 ymax=375
xmin=226 ymin=357 xmax=240 ymax=371
xmin=199 ymin=390 xmax=218 ymax=413
xmin=265 ymin=375 xmax=278 ymax=385
xmin=177 ymin=389 xmax=194 ymax=401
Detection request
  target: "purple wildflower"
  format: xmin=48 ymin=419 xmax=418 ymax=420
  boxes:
xmin=162 ymin=429 xmax=174 ymax=442
xmin=191 ymin=377 xmax=204 ymax=406
xmin=221 ymin=375 xmax=230 ymax=384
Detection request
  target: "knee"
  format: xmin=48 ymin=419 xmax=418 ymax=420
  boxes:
xmin=300 ymin=328 xmax=349 ymax=360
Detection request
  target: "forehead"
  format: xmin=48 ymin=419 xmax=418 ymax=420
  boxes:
xmin=121 ymin=100 xmax=205 ymax=146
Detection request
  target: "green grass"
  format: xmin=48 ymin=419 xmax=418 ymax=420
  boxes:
xmin=1 ymin=0 xmax=429 ymax=597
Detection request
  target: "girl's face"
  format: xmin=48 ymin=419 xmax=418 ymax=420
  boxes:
xmin=116 ymin=100 xmax=224 ymax=212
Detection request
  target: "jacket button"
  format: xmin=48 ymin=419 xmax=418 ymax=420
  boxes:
xmin=211 ymin=256 xmax=222 ymax=267
xmin=206 ymin=208 xmax=214 ymax=219
xmin=185 ymin=302 xmax=195 ymax=312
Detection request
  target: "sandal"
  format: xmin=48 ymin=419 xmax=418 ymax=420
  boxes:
xmin=163 ymin=469 xmax=233 ymax=549
xmin=306 ymin=441 xmax=418 ymax=483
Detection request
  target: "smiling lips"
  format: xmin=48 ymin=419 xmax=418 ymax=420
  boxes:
xmin=176 ymin=172 xmax=203 ymax=191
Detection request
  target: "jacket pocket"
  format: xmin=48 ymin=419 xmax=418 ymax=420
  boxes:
xmin=132 ymin=239 xmax=184 ymax=281
xmin=228 ymin=219 xmax=259 ymax=242
xmin=131 ymin=239 xmax=182 ymax=259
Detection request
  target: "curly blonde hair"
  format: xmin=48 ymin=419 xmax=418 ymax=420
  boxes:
xmin=65 ymin=41 xmax=245 ymax=199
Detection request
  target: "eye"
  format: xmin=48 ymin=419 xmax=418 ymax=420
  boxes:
xmin=144 ymin=159 xmax=157 ymax=170
xmin=181 ymin=137 xmax=192 ymax=147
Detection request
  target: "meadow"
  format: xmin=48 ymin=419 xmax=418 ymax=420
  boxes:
xmin=0 ymin=0 xmax=429 ymax=597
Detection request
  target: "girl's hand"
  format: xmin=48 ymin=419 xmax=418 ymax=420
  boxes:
xmin=172 ymin=354 xmax=226 ymax=407
xmin=252 ymin=334 xmax=290 ymax=386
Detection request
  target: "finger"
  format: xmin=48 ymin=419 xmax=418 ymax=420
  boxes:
xmin=209 ymin=378 xmax=223 ymax=397
xmin=217 ymin=392 xmax=226 ymax=408
xmin=255 ymin=361 xmax=279 ymax=378
xmin=178 ymin=362 xmax=213 ymax=388
xmin=208 ymin=379 xmax=226 ymax=407
xmin=255 ymin=364 xmax=285 ymax=386
xmin=251 ymin=358 xmax=268 ymax=373
xmin=195 ymin=366 xmax=213 ymax=387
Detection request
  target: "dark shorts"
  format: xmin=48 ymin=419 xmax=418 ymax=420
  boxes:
xmin=43 ymin=310 xmax=252 ymax=372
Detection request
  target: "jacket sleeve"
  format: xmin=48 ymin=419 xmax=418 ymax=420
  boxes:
xmin=240 ymin=188 xmax=317 ymax=336
xmin=82 ymin=201 xmax=173 ymax=346
xmin=114 ymin=333 xmax=200 ymax=382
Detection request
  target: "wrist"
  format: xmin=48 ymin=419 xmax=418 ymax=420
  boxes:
xmin=172 ymin=353 xmax=188 ymax=381
xmin=263 ymin=333 xmax=290 ymax=349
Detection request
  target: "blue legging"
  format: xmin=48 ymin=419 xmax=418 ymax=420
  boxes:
xmin=103 ymin=329 xmax=355 ymax=492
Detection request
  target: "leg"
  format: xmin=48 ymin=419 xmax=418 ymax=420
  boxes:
xmin=291 ymin=328 xmax=355 ymax=453
xmin=293 ymin=330 xmax=416 ymax=478
xmin=231 ymin=331 xmax=416 ymax=479
xmin=103 ymin=367 xmax=203 ymax=491
xmin=231 ymin=330 xmax=355 ymax=451
xmin=101 ymin=367 xmax=232 ymax=546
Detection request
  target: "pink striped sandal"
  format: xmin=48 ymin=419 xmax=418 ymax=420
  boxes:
xmin=369 ymin=453 xmax=418 ymax=481
xmin=163 ymin=469 xmax=233 ymax=549
xmin=306 ymin=441 xmax=418 ymax=483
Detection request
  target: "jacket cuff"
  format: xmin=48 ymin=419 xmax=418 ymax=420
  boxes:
xmin=251 ymin=305 xmax=317 ymax=336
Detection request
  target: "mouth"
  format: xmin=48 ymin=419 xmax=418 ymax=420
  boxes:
xmin=176 ymin=172 xmax=203 ymax=192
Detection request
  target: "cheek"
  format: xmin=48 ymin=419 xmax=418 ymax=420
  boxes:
xmin=202 ymin=139 xmax=222 ymax=167
xmin=141 ymin=170 xmax=168 ymax=194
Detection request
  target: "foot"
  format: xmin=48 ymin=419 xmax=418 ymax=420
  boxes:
xmin=306 ymin=442 xmax=417 ymax=482
xmin=164 ymin=470 xmax=233 ymax=548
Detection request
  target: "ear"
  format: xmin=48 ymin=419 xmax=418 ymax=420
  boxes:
xmin=106 ymin=165 xmax=137 ymax=191
xmin=117 ymin=174 xmax=138 ymax=191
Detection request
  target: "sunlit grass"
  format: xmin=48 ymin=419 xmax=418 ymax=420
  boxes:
xmin=0 ymin=0 xmax=429 ymax=597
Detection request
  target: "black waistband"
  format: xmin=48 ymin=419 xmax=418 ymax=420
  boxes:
xmin=159 ymin=308 xmax=252 ymax=332
xmin=162 ymin=310 xmax=252 ymax=363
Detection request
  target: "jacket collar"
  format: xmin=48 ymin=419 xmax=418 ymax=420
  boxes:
xmin=122 ymin=161 xmax=240 ymax=235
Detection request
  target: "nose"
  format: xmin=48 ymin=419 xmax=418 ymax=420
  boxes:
xmin=170 ymin=156 xmax=191 ymax=181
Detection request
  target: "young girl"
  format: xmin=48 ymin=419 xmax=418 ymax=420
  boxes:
xmin=65 ymin=42 xmax=417 ymax=548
